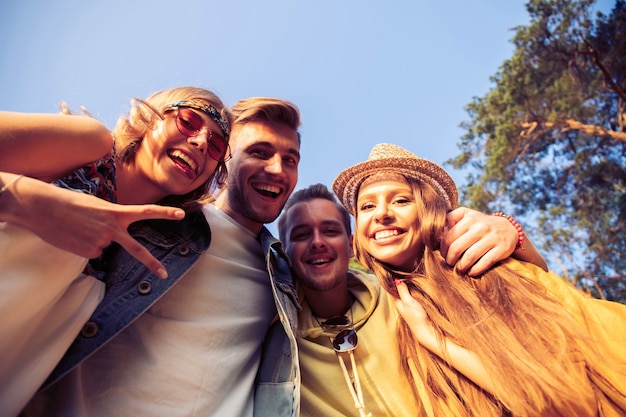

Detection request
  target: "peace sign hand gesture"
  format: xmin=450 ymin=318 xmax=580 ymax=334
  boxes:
xmin=1 ymin=175 xmax=185 ymax=279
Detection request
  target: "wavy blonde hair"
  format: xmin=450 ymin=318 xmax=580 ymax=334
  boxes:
xmin=113 ymin=86 xmax=232 ymax=209
xmin=354 ymin=177 xmax=614 ymax=416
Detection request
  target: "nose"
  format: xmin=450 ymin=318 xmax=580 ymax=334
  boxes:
xmin=188 ymin=131 xmax=209 ymax=154
xmin=265 ymin=154 xmax=285 ymax=175
xmin=310 ymin=230 xmax=326 ymax=249
xmin=373 ymin=202 xmax=393 ymax=222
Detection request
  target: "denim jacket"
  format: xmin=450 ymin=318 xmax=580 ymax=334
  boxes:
xmin=42 ymin=208 xmax=301 ymax=417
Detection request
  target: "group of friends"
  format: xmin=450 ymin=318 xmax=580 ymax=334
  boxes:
xmin=0 ymin=86 xmax=624 ymax=417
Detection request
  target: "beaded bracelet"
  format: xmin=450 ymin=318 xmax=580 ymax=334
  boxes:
xmin=0 ymin=174 xmax=24 ymax=199
xmin=492 ymin=211 xmax=525 ymax=250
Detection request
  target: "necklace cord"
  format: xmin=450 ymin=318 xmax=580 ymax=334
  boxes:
xmin=317 ymin=303 xmax=372 ymax=417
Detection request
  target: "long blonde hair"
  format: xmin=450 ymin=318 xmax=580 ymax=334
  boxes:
xmin=354 ymin=177 xmax=607 ymax=416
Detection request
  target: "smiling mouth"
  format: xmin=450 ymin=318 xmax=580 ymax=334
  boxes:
xmin=308 ymin=257 xmax=333 ymax=265
xmin=169 ymin=150 xmax=197 ymax=173
xmin=252 ymin=182 xmax=281 ymax=198
xmin=374 ymin=229 xmax=403 ymax=240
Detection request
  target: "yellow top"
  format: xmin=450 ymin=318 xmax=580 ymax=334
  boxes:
xmin=507 ymin=259 xmax=626 ymax=417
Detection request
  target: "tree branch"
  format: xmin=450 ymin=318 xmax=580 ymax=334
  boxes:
xmin=520 ymin=119 xmax=626 ymax=143
xmin=585 ymin=41 xmax=626 ymax=103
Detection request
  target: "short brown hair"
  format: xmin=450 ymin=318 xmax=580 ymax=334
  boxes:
xmin=230 ymin=97 xmax=301 ymax=144
xmin=277 ymin=183 xmax=351 ymax=244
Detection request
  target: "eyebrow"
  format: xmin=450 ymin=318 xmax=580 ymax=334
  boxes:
xmin=293 ymin=219 xmax=342 ymax=230
xmin=251 ymin=141 xmax=300 ymax=159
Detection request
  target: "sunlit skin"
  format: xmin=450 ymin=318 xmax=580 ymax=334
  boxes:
xmin=284 ymin=199 xmax=353 ymax=291
xmin=355 ymin=177 xmax=423 ymax=272
xmin=116 ymin=108 xmax=223 ymax=204
xmin=283 ymin=198 xmax=353 ymax=318
xmin=217 ymin=121 xmax=300 ymax=234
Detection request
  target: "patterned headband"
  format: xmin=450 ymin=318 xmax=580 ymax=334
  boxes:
xmin=167 ymin=99 xmax=230 ymax=138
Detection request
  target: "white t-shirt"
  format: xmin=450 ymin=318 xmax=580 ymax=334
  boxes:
xmin=0 ymin=223 xmax=104 ymax=417
xmin=25 ymin=205 xmax=276 ymax=417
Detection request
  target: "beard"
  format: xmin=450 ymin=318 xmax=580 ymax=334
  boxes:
xmin=293 ymin=261 xmax=348 ymax=292
xmin=226 ymin=175 xmax=282 ymax=225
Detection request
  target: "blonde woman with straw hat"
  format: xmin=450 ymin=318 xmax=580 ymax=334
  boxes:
xmin=333 ymin=143 xmax=626 ymax=417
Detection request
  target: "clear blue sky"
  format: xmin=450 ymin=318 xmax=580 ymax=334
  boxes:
xmin=0 ymin=0 xmax=613 ymax=232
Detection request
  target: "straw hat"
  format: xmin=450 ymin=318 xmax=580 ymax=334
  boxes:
xmin=332 ymin=143 xmax=458 ymax=215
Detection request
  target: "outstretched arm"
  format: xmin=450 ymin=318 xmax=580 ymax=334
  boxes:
xmin=0 ymin=111 xmax=112 ymax=181
xmin=440 ymin=207 xmax=547 ymax=276
xmin=0 ymin=172 xmax=185 ymax=279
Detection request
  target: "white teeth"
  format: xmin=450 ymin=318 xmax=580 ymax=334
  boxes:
xmin=310 ymin=258 xmax=331 ymax=265
xmin=375 ymin=230 xmax=399 ymax=240
xmin=171 ymin=150 xmax=197 ymax=172
xmin=254 ymin=183 xmax=281 ymax=194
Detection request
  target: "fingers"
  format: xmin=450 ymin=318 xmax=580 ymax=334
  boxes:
xmin=393 ymin=279 xmax=428 ymax=328
xmin=464 ymin=248 xmax=501 ymax=276
xmin=395 ymin=279 xmax=411 ymax=303
xmin=85 ymin=205 xmax=185 ymax=279
xmin=122 ymin=205 xmax=186 ymax=222
xmin=58 ymin=101 xmax=94 ymax=118
xmin=451 ymin=235 xmax=505 ymax=275
xmin=441 ymin=207 xmax=519 ymax=276
xmin=393 ymin=280 xmax=412 ymax=319
xmin=445 ymin=207 xmax=467 ymax=227
xmin=440 ymin=208 xmax=469 ymax=263
xmin=59 ymin=101 xmax=71 ymax=115
xmin=454 ymin=236 xmax=499 ymax=276
xmin=393 ymin=281 xmax=409 ymax=316
xmin=112 ymin=205 xmax=186 ymax=279
xmin=79 ymin=105 xmax=94 ymax=118
xmin=116 ymin=232 xmax=169 ymax=279
xmin=444 ymin=233 xmax=478 ymax=271
xmin=441 ymin=219 xmax=475 ymax=268
xmin=58 ymin=219 xmax=168 ymax=278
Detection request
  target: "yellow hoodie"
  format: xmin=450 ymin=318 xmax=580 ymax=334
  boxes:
xmin=297 ymin=269 xmax=420 ymax=417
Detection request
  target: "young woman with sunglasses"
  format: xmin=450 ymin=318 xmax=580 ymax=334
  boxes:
xmin=0 ymin=86 xmax=232 ymax=417
xmin=333 ymin=143 xmax=626 ymax=417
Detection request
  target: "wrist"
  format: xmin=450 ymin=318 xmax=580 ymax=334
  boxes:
xmin=0 ymin=174 xmax=24 ymax=198
xmin=0 ymin=174 xmax=25 ymax=222
xmin=491 ymin=212 xmax=524 ymax=250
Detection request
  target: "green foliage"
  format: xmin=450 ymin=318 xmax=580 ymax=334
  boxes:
xmin=349 ymin=257 xmax=371 ymax=273
xmin=450 ymin=0 xmax=626 ymax=301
